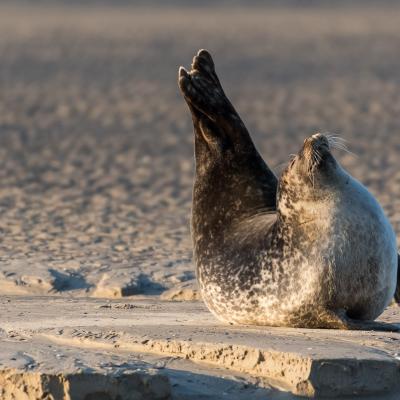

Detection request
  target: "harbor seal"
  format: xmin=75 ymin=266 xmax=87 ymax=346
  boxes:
xmin=178 ymin=49 xmax=400 ymax=330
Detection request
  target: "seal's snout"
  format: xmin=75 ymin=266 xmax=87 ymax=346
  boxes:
xmin=298 ymin=133 xmax=333 ymax=177
xmin=312 ymin=133 xmax=329 ymax=148
xmin=304 ymin=133 xmax=330 ymax=154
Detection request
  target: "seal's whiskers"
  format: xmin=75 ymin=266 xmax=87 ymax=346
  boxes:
xmin=326 ymin=134 xmax=358 ymax=157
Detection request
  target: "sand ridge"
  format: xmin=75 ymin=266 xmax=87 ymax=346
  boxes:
xmin=1 ymin=297 xmax=400 ymax=399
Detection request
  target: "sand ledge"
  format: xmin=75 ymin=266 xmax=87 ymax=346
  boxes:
xmin=1 ymin=296 xmax=399 ymax=399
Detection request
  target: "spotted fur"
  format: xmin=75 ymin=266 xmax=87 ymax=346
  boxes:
xmin=178 ymin=50 xmax=399 ymax=330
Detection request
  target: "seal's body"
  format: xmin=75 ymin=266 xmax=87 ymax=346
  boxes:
xmin=179 ymin=50 xmax=399 ymax=330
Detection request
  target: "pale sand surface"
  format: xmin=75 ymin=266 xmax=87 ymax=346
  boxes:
xmin=1 ymin=2 xmax=400 ymax=398
xmin=1 ymin=296 xmax=400 ymax=399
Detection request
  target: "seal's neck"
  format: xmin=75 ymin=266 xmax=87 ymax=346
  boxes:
xmin=277 ymin=162 xmax=350 ymax=227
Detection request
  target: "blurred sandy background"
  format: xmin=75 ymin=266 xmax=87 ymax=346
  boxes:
xmin=0 ymin=1 xmax=400 ymax=297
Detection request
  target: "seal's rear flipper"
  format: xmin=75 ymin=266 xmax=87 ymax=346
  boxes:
xmin=395 ymin=253 xmax=400 ymax=304
xmin=178 ymin=50 xmax=278 ymax=212
xmin=178 ymin=49 xmax=257 ymax=154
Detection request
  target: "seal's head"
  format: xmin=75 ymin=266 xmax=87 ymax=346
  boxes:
xmin=289 ymin=133 xmax=337 ymax=180
xmin=278 ymin=133 xmax=346 ymax=218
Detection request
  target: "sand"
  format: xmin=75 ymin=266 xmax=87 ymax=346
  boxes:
xmin=1 ymin=2 xmax=400 ymax=298
xmin=0 ymin=1 xmax=400 ymax=398
xmin=1 ymin=296 xmax=400 ymax=399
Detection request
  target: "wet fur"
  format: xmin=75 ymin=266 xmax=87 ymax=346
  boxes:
xmin=178 ymin=50 xmax=399 ymax=330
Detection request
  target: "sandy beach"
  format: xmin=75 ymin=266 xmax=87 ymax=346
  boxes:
xmin=0 ymin=1 xmax=400 ymax=398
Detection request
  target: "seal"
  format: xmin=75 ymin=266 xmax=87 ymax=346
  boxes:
xmin=178 ymin=49 xmax=400 ymax=330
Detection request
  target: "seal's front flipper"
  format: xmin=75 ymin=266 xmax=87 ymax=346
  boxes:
xmin=334 ymin=309 xmax=400 ymax=332
xmin=395 ymin=254 xmax=400 ymax=304
xmin=344 ymin=319 xmax=400 ymax=332
xmin=305 ymin=309 xmax=400 ymax=331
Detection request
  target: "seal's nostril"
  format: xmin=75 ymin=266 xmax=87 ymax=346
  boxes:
xmin=319 ymin=136 xmax=329 ymax=147
xmin=308 ymin=133 xmax=329 ymax=149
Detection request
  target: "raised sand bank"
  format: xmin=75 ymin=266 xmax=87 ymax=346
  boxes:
xmin=1 ymin=296 xmax=399 ymax=399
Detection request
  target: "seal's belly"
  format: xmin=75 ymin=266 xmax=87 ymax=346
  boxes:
xmin=198 ymin=256 xmax=322 ymax=326
xmin=325 ymin=190 xmax=397 ymax=319
xmin=197 ymin=180 xmax=397 ymax=326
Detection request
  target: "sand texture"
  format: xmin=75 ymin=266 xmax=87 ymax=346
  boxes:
xmin=1 ymin=297 xmax=400 ymax=399
xmin=0 ymin=3 xmax=400 ymax=297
